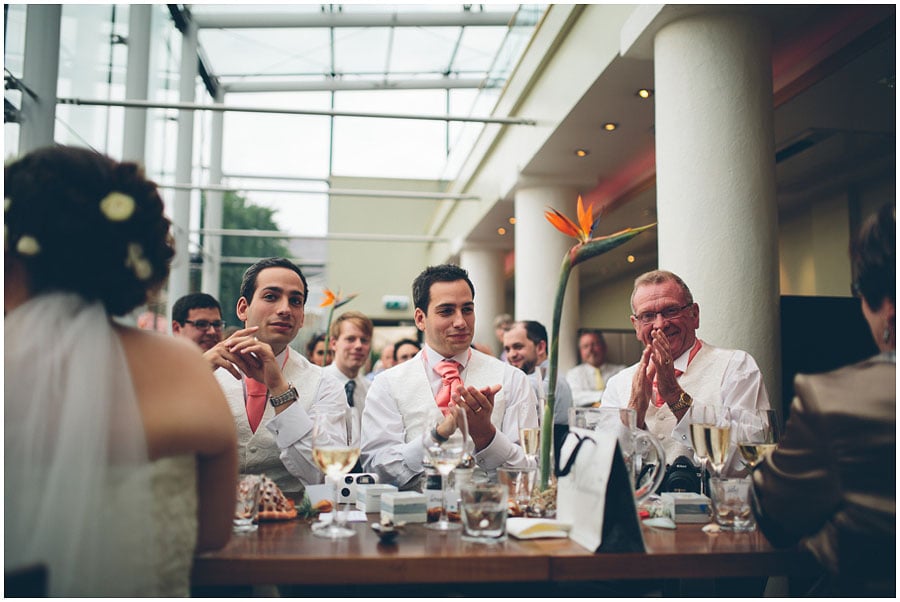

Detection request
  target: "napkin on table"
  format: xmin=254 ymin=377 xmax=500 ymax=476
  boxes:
xmin=506 ymin=517 xmax=572 ymax=539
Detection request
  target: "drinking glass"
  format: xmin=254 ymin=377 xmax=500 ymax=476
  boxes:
xmin=311 ymin=406 xmax=361 ymax=539
xmin=688 ymin=404 xmax=732 ymax=488
xmin=422 ymin=407 xmax=468 ymax=532
xmin=737 ymin=409 xmax=780 ymax=468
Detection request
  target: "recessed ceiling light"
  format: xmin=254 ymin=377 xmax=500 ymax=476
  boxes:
xmin=636 ymin=88 xmax=653 ymax=99
xmin=508 ymin=217 xmax=516 ymax=225
xmin=627 ymin=254 xmax=635 ymax=263
xmin=574 ymin=149 xmax=589 ymax=157
xmin=497 ymin=227 xmax=507 ymax=236
xmin=603 ymin=122 xmax=618 ymax=132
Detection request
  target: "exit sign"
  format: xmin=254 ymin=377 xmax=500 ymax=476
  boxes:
xmin=382 ymin=295 xmax=410 ymax=311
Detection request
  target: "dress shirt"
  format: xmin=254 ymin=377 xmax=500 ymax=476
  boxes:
xmin=603 ymin=340 xmax=770 ymax=467
xmin=323 ymin=362 xmax=370 ymax=414
xmin=216 ymin=347 xmax=347 ymax=492
xmin=361 ymin=344 xmax=538 ymax=489
xmin=565 ymin=361 xmax=626 ymax=407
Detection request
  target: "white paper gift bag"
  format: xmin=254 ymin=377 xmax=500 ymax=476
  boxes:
xmin=557 ymin=426 xmax=645 ymax=553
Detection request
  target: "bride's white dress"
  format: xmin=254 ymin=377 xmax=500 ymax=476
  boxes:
xmin=5 ymin=293 xmax=199 ymax=596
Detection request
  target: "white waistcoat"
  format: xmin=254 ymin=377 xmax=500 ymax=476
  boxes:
xmin=216 ymin=351 xmax=322 ymax=492
xmin=383 ymin=350 xmax=507 ymax=444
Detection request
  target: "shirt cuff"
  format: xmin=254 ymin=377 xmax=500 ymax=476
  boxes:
xmin=473 ymin=431 xmax=508 ymax=470
xmin=265 ymin=403 xmax=313 ymax=448
xmin=402 ymin=436 xmax=426 ymax=475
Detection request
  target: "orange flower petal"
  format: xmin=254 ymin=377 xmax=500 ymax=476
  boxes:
xmin=319 ymin=288 xmax=336 ymax=307
xmin=545 ymin=208 xmax=581 ymax=238
xmin=576 ymin=195 xmax=594 ymax=239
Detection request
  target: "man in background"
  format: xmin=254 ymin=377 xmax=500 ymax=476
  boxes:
xmin=171 ymin=292 xmax=225 ymax=352
xmin=325 ymin=310 xmax=374 ymax=414
xmin=503 ymin=320 xmax=573 ymax=456
xmin=565 ymin=329 xmax=625 ymax=406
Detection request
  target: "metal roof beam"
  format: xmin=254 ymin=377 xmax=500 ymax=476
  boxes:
xmin=222 ymin=77 xmax=495 ymax=93
xmin=192 ymin=10 xmax=516 ymax=29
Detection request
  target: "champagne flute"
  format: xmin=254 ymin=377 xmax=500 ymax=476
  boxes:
xmin=737 ymin=409 xmax=780 ymax=468
xmin=311 ymin=406 xmax=361 ymax=539
xmin=689 ymin=404 xmax=732 ymax=491
xmin=422 ymin=407 xmax=468 ymax=532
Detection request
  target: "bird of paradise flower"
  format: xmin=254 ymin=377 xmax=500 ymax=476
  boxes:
xmin=319 ymin=287 xmax=359 ymax=354
xmin=540 ymin=196 xmax=656 ymax=488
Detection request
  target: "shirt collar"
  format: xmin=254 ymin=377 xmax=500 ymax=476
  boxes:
xmin=423 ymin=343 xmax=470 ymax=370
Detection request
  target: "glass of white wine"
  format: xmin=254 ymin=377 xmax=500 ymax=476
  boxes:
xmin=737 ymin=408 xmax=780 ymax=468
xmin=311 ymin=406 xmax=361 ymax=539
xmin=689 ymin=404 xmax=732 ymax=491
xmin=423 ymin=407 xmax=468 ymax=532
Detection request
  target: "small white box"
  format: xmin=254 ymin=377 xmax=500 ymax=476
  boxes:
xmin=660 ymin=492 xmax=711 ymax=523
xmin=356 ymin=483 xmax=397 ymax=513
xmin=380 ymin=491 xmax=427 ymax=524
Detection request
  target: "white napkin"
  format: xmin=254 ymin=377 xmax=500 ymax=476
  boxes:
xmin=506 ymin=517 xmax=572 ymax=540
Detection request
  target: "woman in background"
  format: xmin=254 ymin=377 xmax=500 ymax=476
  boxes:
xmin=752 ymin=203 xmax=895 ymax=596
xmin=4 ymin=145 xmax=238 ymax=596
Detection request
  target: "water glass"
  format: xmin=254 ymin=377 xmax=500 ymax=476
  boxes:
xmin=234 ymin=474 xmax=262 ymax=533
xmin=460 ymin=482 xmax=508 ymax=543
xmin=709 ymin=477 xmax=756 ymax=532
xmin=497 ymin=467 xmax=537 ymax=517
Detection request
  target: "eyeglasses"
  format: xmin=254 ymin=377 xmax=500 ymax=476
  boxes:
xmin=633 ymin=303 xmax=692 ymax=325
xmin=184 ymin=319 xmax=225 ymax=331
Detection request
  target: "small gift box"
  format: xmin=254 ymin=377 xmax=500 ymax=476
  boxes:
xmin=660 ymin=492 xmax=711 ymax=523
xmin=380 ymin=491 xmax=427 ymax=524
xmin=356 ymin=484 xmax=398 ymax=513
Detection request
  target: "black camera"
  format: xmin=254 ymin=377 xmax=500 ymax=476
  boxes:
xmin=658 ymin=455 xmax=704 ymax=494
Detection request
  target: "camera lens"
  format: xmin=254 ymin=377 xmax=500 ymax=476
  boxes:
xmin=344 ymin=475 xmax=354 ymax=484
xmin=341 ymin=487 xmax=351 ymax=498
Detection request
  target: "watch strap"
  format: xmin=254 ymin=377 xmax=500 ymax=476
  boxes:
xmin=670 ymin=390 xmax=693 ymax=412
xmin=269 ymin=384 xmax=299 ymax=408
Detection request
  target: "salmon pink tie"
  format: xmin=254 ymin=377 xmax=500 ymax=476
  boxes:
xmin=246 ymin=377 xmax=268 ymax=433
xmin=434 ymin=359 xmax=462 ymax=413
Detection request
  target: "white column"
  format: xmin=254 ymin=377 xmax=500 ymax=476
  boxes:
xmin=654 ymin=11 xmax=781 ymax=411
xmin=122 ymin=4 xmax=151 ymax=163
xmin=459 ymin=245 xmax=508 ymax=354
xmin=202 ymin=88 xmax=225 ymax=300
xmin=18 ymin=5 xmax=61 ymax=154
xmin=168 ymin=16 xmax=198 ymax=318
xmin=514 ymin=185 xmax=580 ymax=373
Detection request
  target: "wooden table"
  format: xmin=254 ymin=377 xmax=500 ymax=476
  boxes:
xmin=192 ymin=517 xmax=798 ymax=588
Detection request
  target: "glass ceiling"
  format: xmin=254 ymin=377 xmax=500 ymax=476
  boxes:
xmin=186 ymin=3 xmax=545 ymax=236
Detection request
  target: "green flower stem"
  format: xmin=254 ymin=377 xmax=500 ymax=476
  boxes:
xmin=540 ymin=223 xmax=656 ymax=488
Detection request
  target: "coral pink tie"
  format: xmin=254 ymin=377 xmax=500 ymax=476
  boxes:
xmin=434 ymin=359 xmax=462 ymax=413
xmin=246 ymin=377 xmax=268 ymax=433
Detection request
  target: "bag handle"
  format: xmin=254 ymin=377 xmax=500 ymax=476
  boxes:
xmin=557 ymin=432 xmax=595 ymax=477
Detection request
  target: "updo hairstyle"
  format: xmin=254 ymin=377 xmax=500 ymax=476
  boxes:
xmin=5 ymin=145 xmax=175 ymax=316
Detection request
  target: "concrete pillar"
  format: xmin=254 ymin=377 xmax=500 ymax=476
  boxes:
xmin=168 ymin=16 xmax=198 ymax=318
xmin=459 ymin=245 xmax=508 ymax=354
xmin=122 ymin=4 xmax=151 ymax=163
xmin=514 ymin=185 xmax=580 ymax=373
xmin=202 ymin=89 xmax=225 ymax=299
xmin=18 ymin=5 xmax=61 ymax=154
xmin=654 ymin=11 xmax=781 ymax=411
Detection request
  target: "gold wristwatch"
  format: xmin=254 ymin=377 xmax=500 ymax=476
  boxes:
xmin=670 ymin=390 xmax=693 ymax=412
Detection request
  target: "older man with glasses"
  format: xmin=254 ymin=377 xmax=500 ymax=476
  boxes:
xmin=171 ymin=292 xmax=226 ymax=352
xmin=603 ymin=270 xmax=770 ymax=465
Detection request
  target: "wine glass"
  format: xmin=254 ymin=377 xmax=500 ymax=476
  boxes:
xmin=422 ymin=407 xmax=468 ymax=532
xmin=737 ymin=409 xmax=780 ymax=468
xmin=689 ymin=404 xmax=732 ymax=491
xmin=311 ymin=406 xmax=361 ymax=539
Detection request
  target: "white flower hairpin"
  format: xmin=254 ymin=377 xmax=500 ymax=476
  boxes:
xmin=125 ymin=242 xmax=152 ymax=281
xmin=15 ymin=235 xmax=41 ymax=256
xmin=100 ymin=191 xmax=135 ymax=222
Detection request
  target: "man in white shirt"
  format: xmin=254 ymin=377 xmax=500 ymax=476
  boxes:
xmin=603 ymin=269 xmax=770 ymax=466
xmin=324 ymin=310 xmax=373 ymax=414
xmin=565 ymin=329 xmax=626 ymax=406
xmin=204 ymin=257 xmax=346 ymax=494
xmin=361 ymin=264 xmax=539 ymax=489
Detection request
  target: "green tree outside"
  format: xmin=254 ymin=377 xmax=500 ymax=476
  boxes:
xmin=200 ymin=191 xmax=291 ymax=328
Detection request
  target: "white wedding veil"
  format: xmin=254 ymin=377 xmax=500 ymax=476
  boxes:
xmin=5 ymin=292 xmax=158 ymax=595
